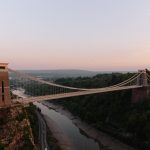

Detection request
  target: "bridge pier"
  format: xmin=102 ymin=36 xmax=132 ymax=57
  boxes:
xmin=0 ymin=63 xmax=11 ymax=107
xmin=131 ymin=87 xmax=150 ymax=103
xmin=132 ymin=69 xmax=149 ymax=103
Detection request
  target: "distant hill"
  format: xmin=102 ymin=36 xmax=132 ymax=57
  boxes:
xmin=20 ymin=69 xmax=104 ymax=79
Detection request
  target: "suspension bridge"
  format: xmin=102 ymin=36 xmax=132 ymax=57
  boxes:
xmin=0 ymin=63 xmax=150 ymax=108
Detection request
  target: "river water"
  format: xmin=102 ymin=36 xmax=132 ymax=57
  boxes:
xmin=13 ymin=89 xmax=100 ymax=150
xmin=34 ymin=102 xmax=100 ymax=150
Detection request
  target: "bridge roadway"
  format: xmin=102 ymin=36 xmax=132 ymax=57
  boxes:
xmin=15 ymin=85 xmax=142 ymax=104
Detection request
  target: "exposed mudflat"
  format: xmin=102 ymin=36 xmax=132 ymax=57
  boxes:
xmin=42 ymin=101 xmax=136 ymax=150
xmin=44 ymin=115 xmax=75 ymax=150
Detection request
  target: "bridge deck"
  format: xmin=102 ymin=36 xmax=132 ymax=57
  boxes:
xmin=14 ymin=85 xmax=142 ymax=104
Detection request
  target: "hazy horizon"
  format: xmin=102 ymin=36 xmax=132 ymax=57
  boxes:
xmin=18 ymin=68 xmax=136 ymax=73
xmin=1 ymin=0 xmax=150 ymax=71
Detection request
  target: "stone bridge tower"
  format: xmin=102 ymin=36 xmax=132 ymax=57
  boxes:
xmin=132 ymin=69 xmax=150 ymax=103
xmin=137 ymin=69 xmax=148 ymax=86
xmin=0 ymin=63 xmax=11 ymax=107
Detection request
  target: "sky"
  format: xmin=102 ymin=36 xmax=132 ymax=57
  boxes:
xmin=0 ymin=0 xmax=150 ymax=71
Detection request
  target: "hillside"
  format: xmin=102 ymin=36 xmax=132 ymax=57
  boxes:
xmin=52 ymin=73 xmax=150 ymax=150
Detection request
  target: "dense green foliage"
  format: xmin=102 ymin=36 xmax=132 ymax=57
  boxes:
xmin=25 ymin=103 xmax=39 ymax=144
xmin=55 ymin=72 xmax=135 ymax=88
xmin=16 ymin=112 xmax=26 ymax=122
xmin=22 ymin=132 xmax=34 ymax=150
xmin=0 ymin=109 xmax=9 ymax=126
xmin=0 ymin=143 xmax=4 ymax=150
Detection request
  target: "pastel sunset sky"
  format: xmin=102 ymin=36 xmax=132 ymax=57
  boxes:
xmin=1 ymin=0 xmax=150 ymax=71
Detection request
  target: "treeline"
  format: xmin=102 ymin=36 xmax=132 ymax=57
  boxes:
xmin=52 ymin=73 xmax=150 ymax=150
xmin=55 ymin=72 xmax=135 ymax=88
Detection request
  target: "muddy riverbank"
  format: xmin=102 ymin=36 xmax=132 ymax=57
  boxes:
xmin=42 ymin=101 xmax=136 ymax=150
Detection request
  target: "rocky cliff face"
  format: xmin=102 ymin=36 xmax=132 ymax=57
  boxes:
xmin=0 ymin=105 xmax=36 ymax=150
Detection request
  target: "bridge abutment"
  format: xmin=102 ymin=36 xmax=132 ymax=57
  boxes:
xmin=131 ymin=87 xmax=150 ymax=103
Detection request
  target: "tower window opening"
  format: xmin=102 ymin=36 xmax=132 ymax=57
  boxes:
xmin=0 ymin=66 xmax=5 ymax=70
xmin=2 ymin=81 xmax=4 ymax=101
